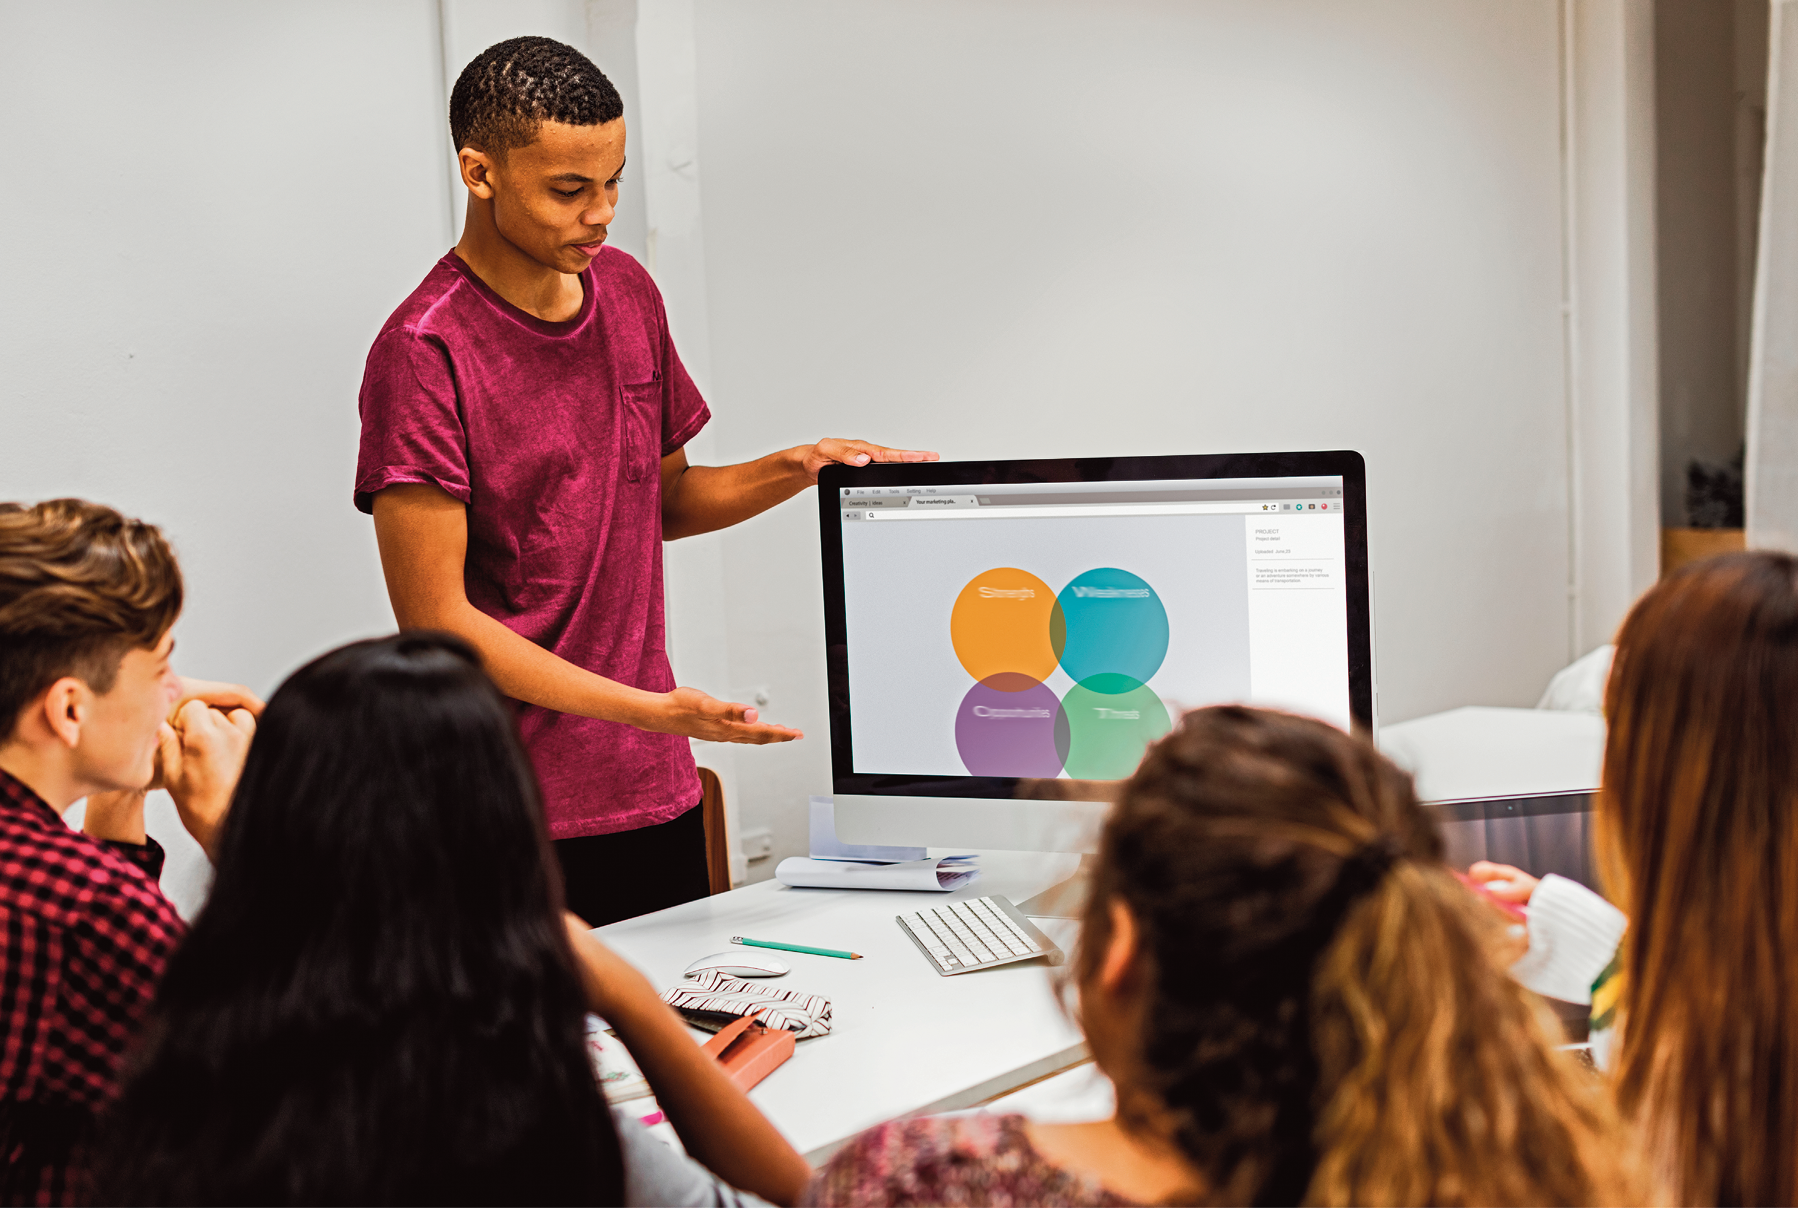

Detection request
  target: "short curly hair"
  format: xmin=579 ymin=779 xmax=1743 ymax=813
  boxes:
xmin=0 ymin=499 xmax=183 ymax=735
xmin=450 ymin=36 xmax=623 ymax=161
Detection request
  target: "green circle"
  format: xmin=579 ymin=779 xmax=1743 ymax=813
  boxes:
xmin=1056 ymin=676 xmax=1172 ymax=780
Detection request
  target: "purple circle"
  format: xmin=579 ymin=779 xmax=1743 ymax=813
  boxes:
xmin=955 ymin=675 xmax=1066 ymax=777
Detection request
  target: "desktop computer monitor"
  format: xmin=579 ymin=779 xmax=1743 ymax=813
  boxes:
xmin=818 ymin=450 xmax=1373 ymax=857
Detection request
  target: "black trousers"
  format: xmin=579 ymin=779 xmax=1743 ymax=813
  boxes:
xmin=553 ymin=801 xmax=710 ymax=928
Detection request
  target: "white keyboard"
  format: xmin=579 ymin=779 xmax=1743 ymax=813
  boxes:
xmin=896 ymin=895 xmax=1065 ymax=976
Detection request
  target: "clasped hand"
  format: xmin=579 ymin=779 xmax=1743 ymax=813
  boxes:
xmin=157 ymin=698 xmax=256 ymax=857
xmin=84 ymin=678 xmax=260 ymax=856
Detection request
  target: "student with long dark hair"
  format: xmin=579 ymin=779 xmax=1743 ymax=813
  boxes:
xmin=805 ymin=707 xmax=1639 ymax=1206
xmin=94 ymin=633 xmax=809 ymax=1206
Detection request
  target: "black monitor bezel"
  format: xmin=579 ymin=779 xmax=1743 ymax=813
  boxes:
xmin=1421 ymin=789 xmax=1594 ymax=822
xmin=818 ymin=450 xmax=1372 ymax=799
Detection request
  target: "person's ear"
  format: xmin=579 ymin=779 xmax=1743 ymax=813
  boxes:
xmin=458 ymin=147 xmax=498 ymax=199
xmin=1099 ymin=898 xmax=1141 ymax=995
xmin=38 ymin=677 xmax=90 ymax=750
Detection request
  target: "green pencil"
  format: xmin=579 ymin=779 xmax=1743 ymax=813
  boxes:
xmin=732 ymin=936 xmax=863 ymax=960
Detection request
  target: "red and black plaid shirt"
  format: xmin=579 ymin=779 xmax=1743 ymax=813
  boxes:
xmin=0 ymin=768 xmax=183 ymax=1206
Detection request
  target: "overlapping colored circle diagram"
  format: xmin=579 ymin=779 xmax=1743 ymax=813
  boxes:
xmin=951 ymin=566 xmax=1172 ymax=780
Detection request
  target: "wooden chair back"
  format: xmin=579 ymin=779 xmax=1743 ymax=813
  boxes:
xmin=697 ymin=766 xmax=732 ymax=895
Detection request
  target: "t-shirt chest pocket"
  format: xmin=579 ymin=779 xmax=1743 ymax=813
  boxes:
xmin=618 ymin=379 xmax=662 ymax=483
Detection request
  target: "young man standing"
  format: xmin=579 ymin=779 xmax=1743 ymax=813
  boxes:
xmin=357 ymin=37 xmax=934 ymax=925
xmin=0 ymin=499 xmax=257 ymax=1204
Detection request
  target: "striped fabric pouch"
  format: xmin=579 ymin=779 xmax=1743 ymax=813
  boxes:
xmin=660 ymin=969 xmax=833 ymax=1039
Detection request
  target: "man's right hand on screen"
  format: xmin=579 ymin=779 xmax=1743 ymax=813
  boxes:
xmin=644 ymin=686 xmax=803 ymax=744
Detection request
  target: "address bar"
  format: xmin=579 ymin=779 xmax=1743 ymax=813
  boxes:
xmin=863 ymin=501 xmax=1288 ymax=520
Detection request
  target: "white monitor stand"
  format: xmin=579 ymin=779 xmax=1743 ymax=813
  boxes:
xmin=833 ymin=792 xmax=1110 ymax=918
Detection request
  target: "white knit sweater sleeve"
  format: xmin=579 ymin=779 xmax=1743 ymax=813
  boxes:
xmin=1508 ymin=874 xmax=1627 ymax=1004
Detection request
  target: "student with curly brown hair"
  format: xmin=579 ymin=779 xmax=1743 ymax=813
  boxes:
xmin=805 ymin=706 xmax=1640 ymax=1207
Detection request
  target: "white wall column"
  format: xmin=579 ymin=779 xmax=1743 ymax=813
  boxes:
xmin=1747 ymin=0 xmax=1798 ymax=548
xmin=1563 ymin=0 xmax=1662 ymax=654
xmin=597 ymin=0 xmax=746 ymax=883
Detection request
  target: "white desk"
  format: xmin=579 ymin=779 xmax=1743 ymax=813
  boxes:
xmin=593 ymin=711 xmax=1601 ymax=1166
xmin=596 ymin=850 xmax=1089 ymax=1163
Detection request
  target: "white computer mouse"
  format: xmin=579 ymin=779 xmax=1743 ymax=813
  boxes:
xmin=683 ymin=951 xmax=790 ymax=978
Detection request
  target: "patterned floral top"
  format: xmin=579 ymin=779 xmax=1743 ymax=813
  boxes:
xmin=802 ymin=1114 xmax=1140 ymax=1207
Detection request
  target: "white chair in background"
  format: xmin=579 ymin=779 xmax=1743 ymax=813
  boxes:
xmin=1536 ymin=645 xmax=1615 ymax=715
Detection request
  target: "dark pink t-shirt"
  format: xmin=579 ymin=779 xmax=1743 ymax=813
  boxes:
xmin=355 ymin=249 xmax=708 ymax=839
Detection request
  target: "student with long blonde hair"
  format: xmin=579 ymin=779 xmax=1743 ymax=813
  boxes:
xmin=805 ymin=707 xmax=1637 ymax=1206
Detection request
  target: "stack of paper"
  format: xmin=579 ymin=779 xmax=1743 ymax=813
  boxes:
xmin=774 ymin=798 xmax=980 ymax=892
xmin=775 ymin=855 xmax=979 ymax=892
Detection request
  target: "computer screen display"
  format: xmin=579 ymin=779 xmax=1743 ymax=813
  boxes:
xmin=818 ymin=452 xmax=1372 ymax=798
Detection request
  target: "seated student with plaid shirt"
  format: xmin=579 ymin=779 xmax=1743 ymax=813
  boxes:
xmin=0 ymin=499 xmax=259 ymax=1205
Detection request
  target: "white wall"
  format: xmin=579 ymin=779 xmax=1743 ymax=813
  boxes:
xmin=683 ymin=0 xmax=1655 ymax=874
xmin=1 ymin=1 xmax=1659 ymax=891
xmin=0 ymin=0 xmax=459 ymax=909
xmin=1 ymin=0 xmax=448 ymax=691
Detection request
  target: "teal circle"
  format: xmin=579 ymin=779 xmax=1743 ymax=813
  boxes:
xmin=1056 ymin=568 xmax=1169 ymax=689
xmin=1055 ymin=676 xmax=1172 ymax=780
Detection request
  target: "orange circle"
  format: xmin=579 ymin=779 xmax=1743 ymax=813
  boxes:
xmin=950 ymin=568 xmax=1065 ymax=688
